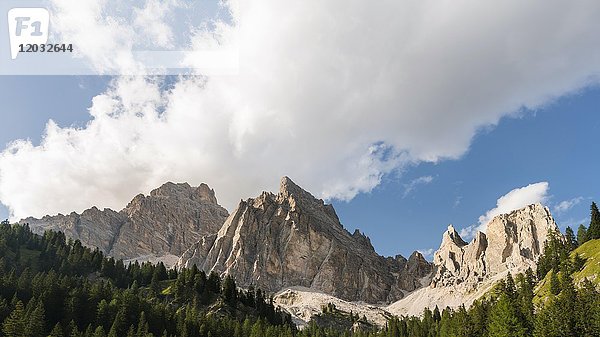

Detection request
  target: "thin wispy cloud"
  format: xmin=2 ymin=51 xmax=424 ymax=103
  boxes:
xmin=403 ymin=176 xmax=434 ymax=198
xmin=417 ymin=248 xmax=435 ymax=260
xmin=553 ymin=197 xmax=584 ymax=215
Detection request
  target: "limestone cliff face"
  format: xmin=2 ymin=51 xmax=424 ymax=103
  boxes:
xmin=178 ymin=177 xmax=433 ymax=303
xmin=21 ymin=182 xmax=228 ymax=263
xmin=387 ymin=203 xmax=561 ymax=317
xmin=431 ymin=203 xmax=559 ymax=289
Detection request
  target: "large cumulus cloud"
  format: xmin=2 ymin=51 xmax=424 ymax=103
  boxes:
xmin=1 ymin=0 xmax=600 ymax=220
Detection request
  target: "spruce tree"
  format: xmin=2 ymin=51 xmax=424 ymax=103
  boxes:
xmin=108 ymin=309 xmax=126 ymax=337
xmin=2 ymin=300 xmax=27 ymax=337
xmin=222 ymin=275 xmax=238 ymax=306
xmin=488 ymin=294 xmax=526 ymax=337
xmin=48 ymin=323 xmax=64 ymax=337
xmin=136 ymin=311 xmax=149 ymax=337
xmin=516 ymin=273 xmax=534 ymax=334
xmin=565 ymin=226 xmax=577 ymax=250
xmin=577 ymin=224 xmax=588 ymax=246
xmin=589 ymin=202 xmax=600 ymax=240
xmin=25 ymin=301 xmax=46 ymax=337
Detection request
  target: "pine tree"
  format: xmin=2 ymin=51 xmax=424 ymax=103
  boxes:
xmin=92 ymin=326 xmax=106 ymax=337
xmin=2 ymin=300 xmax=27 ymax=337
xmin=222 ymin=275 xmax=237 ymax=306
xmin=505 ymin=273 xmax=517 ymax=300
xmin=565 ymin=226 xmax=577 ymax=250
xmin=488 ymin=294 xmax=526 ymax=337
xmin=150 ymin=270 xmax=161 ymax=293
xmin=108 ymin=309 xmax=126 ymax=337
xmin=577 ymin=224 xmax=588 ymax=246
xmin=68 ymin=320 xmax=80 ymax=337
xmin=25 ymin=301 xmax=46 ymax=337
xmin=48 ymin=323 xmax=65 ymax=337
xmin=126 ymin=325 xmax=136 ymax=337
xmin=452 ymin=305 xmax=472 ymax=337
xmin=432 ymin=305 xmax=441 ymax=322
xmin=516 ymin=273 xmax=534 ymax=334
xmin=588 ymin=202 xmax=600 ymax=240
xmin=136 ymin=311 xmax=149 ymax=337
xmin=572 ymin=253 xmax=585 ymax=271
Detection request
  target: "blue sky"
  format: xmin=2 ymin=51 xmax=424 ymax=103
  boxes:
xmin=1 ymin=1 xmax=600 ymax=261
xmin=334 ymin=88 xmax=600 ymax=257
xmin=1 ymin=75 xmax=598 ymax=259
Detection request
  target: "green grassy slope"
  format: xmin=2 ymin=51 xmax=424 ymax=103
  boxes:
xmin=535 ymin=239 xmax=600 ymax=303
xmin=571 ymin=239 xmax=600 ymax=284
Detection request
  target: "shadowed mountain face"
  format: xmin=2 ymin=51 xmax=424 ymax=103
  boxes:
xmin=20 ymin=182 xmax=229 ymax=264
xmin=177 ymin=177 xmax=432 ymax=304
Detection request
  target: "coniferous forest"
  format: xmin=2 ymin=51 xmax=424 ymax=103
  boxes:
xmin=0 ymin=201 xmax=599 ymax=336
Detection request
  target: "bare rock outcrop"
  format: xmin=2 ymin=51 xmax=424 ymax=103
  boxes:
xmin=21 ymin=182 xmax=228 ymax=264
xmin=431 ymin=203 xmax=559 ymax=289
xmin=389 ymin=203 xmax=561 ymax=316
xmin=178 ymin=176 xmax=433 ymax=303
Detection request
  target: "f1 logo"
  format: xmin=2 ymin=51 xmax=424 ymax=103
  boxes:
xmin=7 ymin=8 xmax=49 ymax=59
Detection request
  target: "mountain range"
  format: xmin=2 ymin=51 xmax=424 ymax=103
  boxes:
xmin=19 ymin=176 xmax=560 ymax=325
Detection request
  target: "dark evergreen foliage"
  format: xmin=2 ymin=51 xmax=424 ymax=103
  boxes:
xmin=589 ymin=202 xmax=600 ymax=240
xmin=0 ymin=222 xmax=293 ymax=337
xmin=1 ymin=212 xmax=599 ymax=337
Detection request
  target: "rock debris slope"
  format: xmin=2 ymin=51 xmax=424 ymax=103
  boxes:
xmin=21 ymin=182 xmax=228 ymax=265
xmin=178 ymin=176 xmax=433 ymax=303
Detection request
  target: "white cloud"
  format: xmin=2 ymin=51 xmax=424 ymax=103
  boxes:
xmin=460 ymin=182 xmax=550 ymax=240
xmin=133 ymin=0 xmax=176 ymax=48
xmin=417 ymin=248 xmax=435 ymax=260
xmin=553 ymin=197 xmax=584 ymax=215
xmin=403 ymin=176 xmax=434 ymax=198
xmin=2 ymin=1 xmax=600 ymax=220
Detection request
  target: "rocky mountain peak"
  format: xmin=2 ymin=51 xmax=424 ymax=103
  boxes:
xmin=279 ymin=176 xmax=319 ymax=205
xmin=280 ymin=176 xmax=301 ymax=194
xmin=352 ymin=229 xmax=374 ymax=250
xmin=442 ymin=224 xmax=467 ymax=247
xmin=147 ymin=181 xmax=218 ymax=205
xmin=196 ymin=183 xmax=218 ymax=204
xmin=178 ymin=177 xmax=434 ymax=304
xmin=388 ymin=203 xmax=562 ymax=317
xmin=150 ymin=181 xmax=192 ymax=197
xmin=21 ymin=181 xmax=229 ymax=266
xmin=432 ymin=203 xmax=559 ymax=290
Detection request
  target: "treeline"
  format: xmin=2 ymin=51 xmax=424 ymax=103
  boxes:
xmin=0 ymin=221 xmax=294 ymax=337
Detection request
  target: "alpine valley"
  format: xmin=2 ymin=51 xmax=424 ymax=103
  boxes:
xmin=16 ymin=177 xmax=600 ymax=332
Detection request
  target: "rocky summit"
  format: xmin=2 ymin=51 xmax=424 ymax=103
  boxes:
xmin=387 ymin=203 xmax=560 ymax=316
xmin=177 ymin=176 xmax=433 ymax=304
xmin=431 ymin=203 xmax=559 ymax=289
xmin=20 ymin=182 xmax=229 ymax=265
